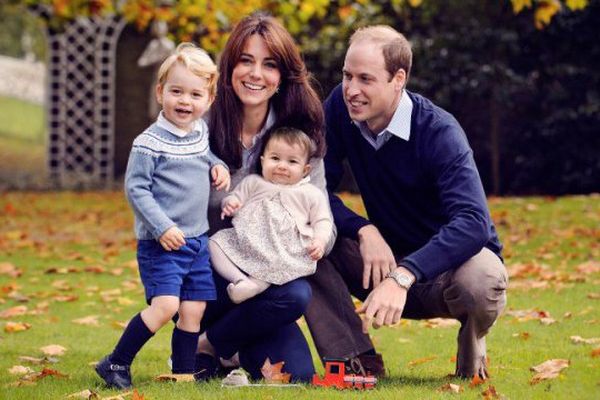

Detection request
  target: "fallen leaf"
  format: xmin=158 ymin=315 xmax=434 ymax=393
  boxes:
xmin=261 ymin=358 xmax=291 ymax=383
xmin=53 ymin=294 xmax=79 ymax=302
xmin=591 ymin=348 xmax=600 ymax=358
xmin=530 ymin=359 xmax=569 ymax=384
xmin=8 ymin=365 xmax=34 ymax=375
xmin=512 ymin=332 xmax=531 ymax=340
xmin=438 ymin=383 xmax=462 ymax=393
xmin=51 ymin=279 xmax=72 ymax=291
xmin=0 ymin=305 xmax=28 ymax=319
xmin=576 ymin=260 xmax=600 ymax=275
xmin=40 ymin=344 xmax=67 ymax=356
xmin=103 ymin=393 xmax=132 ymax=400
xmin=482 ymin=385 xmax=501 ymax=399
xmin=66 ymin=389 xmax=99 ymax=399
xmin=408 ymin=356 xmax=437 ymax=367
xmin=20 ymin=368 xmax=69 ymax=382
xmin=117 ymin=297 xmax=135 ymax=306
xmin=84 ymin=265 xmax=105 ymax=274
xmin=154 ymin=373 xmax=195 ymax=382
xmin=540 ymin=317 xmax=556 ymax=325
xmin=4 ymin=321 xmax=32 ymax=333
xmin=587 ymin=293 xmax=600 ymax=299
xmin=0 ymin=262 xmax=22 ymax=278
xmin=132 ymin=389 xmax=145 ymax=400
xmin=423 ymin=318 xmax=460 ymax=328
xmin=72 ymin=315 xmax=100 ymax=326
xmin=570 ymin=335 xmax=600 ymax=345
xmin=19 ymin=355 xmax=59 ymax=364
xmin=469 ymin=374 xmax=486 ymax=387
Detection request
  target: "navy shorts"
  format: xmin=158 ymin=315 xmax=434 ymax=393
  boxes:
xmin=137 ymin=234 xmax=216 ymax=304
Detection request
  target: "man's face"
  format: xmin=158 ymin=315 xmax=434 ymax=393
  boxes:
xmin=342 ymin=40 xmax=404 ymax=134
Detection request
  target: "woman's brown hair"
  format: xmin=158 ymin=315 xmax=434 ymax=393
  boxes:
xmin=209 ymin=12 xmax=325 ymax=170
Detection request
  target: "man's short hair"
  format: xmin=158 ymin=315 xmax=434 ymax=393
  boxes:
xmin=157 ymin=43 xmax=218 ymax=99
xmin=350 ymin=25 xmax=412 ymax=82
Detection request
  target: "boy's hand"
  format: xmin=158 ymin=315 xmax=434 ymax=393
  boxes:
xmin=221 ymin=198 xmax=242 ymax=220
xmin=211 ymin=165 xmax=231 ymax=191
xmin=307 ymin=238 xmax=326 ymax=260
xmin=159 ymin=226 xmax=186 ymax=251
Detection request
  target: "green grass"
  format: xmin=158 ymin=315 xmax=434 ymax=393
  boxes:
xmin=0 ymin=96 xmax=47 ymax=188
xmin=0 ymin=193 xmax=599 ymax=399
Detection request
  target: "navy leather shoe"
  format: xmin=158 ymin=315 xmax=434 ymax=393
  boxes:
xmin=95 ymin=355 xmax=132 ymax=389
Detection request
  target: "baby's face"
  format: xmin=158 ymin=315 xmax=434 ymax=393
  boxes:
xmin=260 ymin=138 xmax=311 ymax=185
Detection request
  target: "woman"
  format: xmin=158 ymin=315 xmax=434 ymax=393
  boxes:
xmin=194 ymin=12 xmax=333 ymax=382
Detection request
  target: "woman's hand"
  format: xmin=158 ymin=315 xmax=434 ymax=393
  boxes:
xmin=221 ymin=198 xmax=242 ymax=220
xmin=307 ymin=238 xmax=326 ymax=260
xmin=211 ymin=165 xmax=231 ymax=191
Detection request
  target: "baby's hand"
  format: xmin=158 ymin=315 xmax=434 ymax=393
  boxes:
xmin=221 ymin=198 xmax=242 ymax=220
xmin=159 ymin=226 xmax=186 ymax=251
xmin=307 ymin=238 xmax=326 ymax=261
xmin=211 ymin=165 xmax=231 ymax=191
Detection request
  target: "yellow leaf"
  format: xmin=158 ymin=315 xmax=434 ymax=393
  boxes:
xmin=72 ymin=315 xmax=100 ymax=326
xmin=530 ymin=359 xmax=569 ymax=384
xmin=408 ymin=0 xmax=423 ymax=7
xmin=566 ymin=0 xmax=588 ymax=11
xmin=4 ymin=321 xmax=31 ymax=333
xmin=534 ymin=0 xmax=561 ymax=29
xmin=511 ymin=0 xmax=533 ymax=13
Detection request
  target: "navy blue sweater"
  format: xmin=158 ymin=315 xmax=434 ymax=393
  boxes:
xmin=324 ymin=84 xmax=502 ymax=281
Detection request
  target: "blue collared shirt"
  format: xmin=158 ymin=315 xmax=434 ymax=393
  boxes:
xmin=354 ymin=90 xmax=413 ymax=150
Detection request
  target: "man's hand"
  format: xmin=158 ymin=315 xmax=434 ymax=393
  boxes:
xmin=221 ymin=197 xmax=242 ymax=220
xmin=356 ymin=278 xmax=407 ymax=333
xmin=357 ymin=225 xmax=396 ymax=289
xmin=307 ymin=238 xmax=326 ymax=260
xmin=159 ymin=226 xmax=186 ymax=251
xmin=211 ymin=165 xmax=231 ymax=191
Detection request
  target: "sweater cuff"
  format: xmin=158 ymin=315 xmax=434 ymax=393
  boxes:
xmin=397 ymin=259 xmax=423 ymax=282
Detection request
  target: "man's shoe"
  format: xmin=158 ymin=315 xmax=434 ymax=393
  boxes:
xmin=193 ymin=353 xmax=219 ymax=382
xmin=348 ymin=352 xmax=386 ymax=378
xmin=95 ymin=355 xmax=132 ymax=389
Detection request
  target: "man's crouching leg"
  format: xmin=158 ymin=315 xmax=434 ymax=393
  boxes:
xmin=444 ymin=248 xmax=508 ymax=379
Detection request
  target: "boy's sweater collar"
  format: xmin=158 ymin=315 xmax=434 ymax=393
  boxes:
xmin=157 ymin=111 xmax=206 ymax=138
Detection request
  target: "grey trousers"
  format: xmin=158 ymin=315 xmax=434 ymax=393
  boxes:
xmin=305 ymin=237 xmax=508 ymax=378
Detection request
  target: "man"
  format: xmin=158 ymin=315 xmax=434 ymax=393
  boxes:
xmin=305 ymin=25 xmax=508 ymax=379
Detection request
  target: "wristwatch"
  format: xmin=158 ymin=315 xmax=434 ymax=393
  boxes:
xmin=386 ymin=268 xmax=415 ymax=290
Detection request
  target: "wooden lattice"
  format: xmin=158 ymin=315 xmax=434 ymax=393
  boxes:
xmin=46 ymin=17 xmax=126 ymax=187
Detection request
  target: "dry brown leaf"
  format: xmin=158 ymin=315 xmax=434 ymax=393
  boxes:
xmin=530 ymin=359 xmax=569 ymax=384
xmin=0 ymin=305 xmax=28 ymax=319
xmin=469 ymin=374 xmax=486 ymax=387
xmin=0 ymin=262 xmax=22 ymax=278
xmin=438 ymin=383 xmax=462 ymax=393
xmin=53 ymin=294 xmax=79 ymax=302
xmin=8 ymin=365 xmax=34 ymax=375
xmin=117 ymin=297 xmax=135 ymax=306
xmin=261 ymin=358 xmax=291 ymax=383
xmin=51 ymin=279 xmax=72 ymax=291
xmin=20 ymin=367 xmax=69 ymax=382
xmin=66 ymin=389 xmax=99 ymax=399
xmin=154 ymin=373 xmax=195 ymax=382
xmin=587 ymin=293 xmax=600 ymax=299
xmin=72 ymin=315 xmax=100 ymax=326
xmin=84 ymin=265 xmax=105 ymax=274
xmin=4 ymin=321 xmax=32 ymax=333
xmin=570 ymin=335 xmax=600 ymax=345
xmin=110 ymin=268 xmax=124 ymax=276
xmin=408 ymin=356 xmax=437 ymax=367
xmin=40 ymin=344 xmax=67 ymax=356
xmin=540 ymin=317 xmax=556 ymax=325
xmin=591 ymin=348 xmax=600 ymax=358
xmin=132 ymin=389 xmax=145 ymax=400
xmin=482 ymin=385 xmax=501 ymax=399
xmin=576 ymin=260 xmax=600 ymax=275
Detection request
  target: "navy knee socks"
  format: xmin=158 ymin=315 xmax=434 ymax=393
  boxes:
xmin=171 ymin=327 xmax=201 ymax=373
xmin=110 ymin=313 xmax=154 ymax=366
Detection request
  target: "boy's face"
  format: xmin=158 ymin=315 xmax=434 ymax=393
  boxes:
xmin=260 ymin=138 xmax=311 ymax=186
xmin=156 ymin=63 xmax=213 ymax=133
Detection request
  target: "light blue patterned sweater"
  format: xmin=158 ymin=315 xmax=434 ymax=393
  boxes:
xmin=125 ymin=117 xmax=226 ymax=240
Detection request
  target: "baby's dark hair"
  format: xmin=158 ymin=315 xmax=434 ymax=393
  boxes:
xmin=261 ymin=126 xmax=317 ymax=162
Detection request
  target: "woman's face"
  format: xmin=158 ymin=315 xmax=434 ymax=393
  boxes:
xmin=232 ymin=34 xmax=282 ymax=111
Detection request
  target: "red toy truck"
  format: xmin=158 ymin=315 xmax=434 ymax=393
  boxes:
xmin=312 ymin=358 xmax=377 ymax=390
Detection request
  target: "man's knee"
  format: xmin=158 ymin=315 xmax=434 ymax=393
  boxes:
xmin=447 ymin=248 xmax=508 ymax=323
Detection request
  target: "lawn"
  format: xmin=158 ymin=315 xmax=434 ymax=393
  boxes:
xmin=0 ymin=192 xmax=599 ymax=399
xmin=0 ymin=96 xmax=47 ymax=189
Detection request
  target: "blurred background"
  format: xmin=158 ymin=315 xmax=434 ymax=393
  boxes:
xmin=0 ymin=0 xmax=598 ymax=195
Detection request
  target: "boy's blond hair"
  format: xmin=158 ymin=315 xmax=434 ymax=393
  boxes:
xmin=157 ymin=43 xmax=218 ymax=99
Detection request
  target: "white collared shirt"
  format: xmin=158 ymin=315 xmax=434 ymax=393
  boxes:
xmin=354 ymin=90 xmax=413 ymax=150
xmin=156 ymin=111 xmax=205 ymax=137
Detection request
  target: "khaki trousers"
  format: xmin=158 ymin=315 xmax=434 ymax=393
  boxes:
xmin=305 ymin=237 xmax=508 ymax=378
